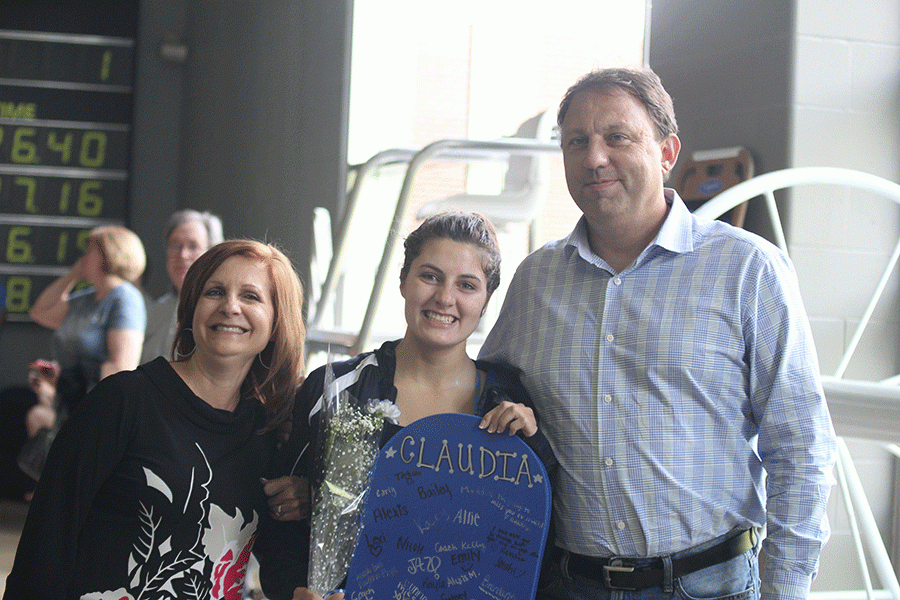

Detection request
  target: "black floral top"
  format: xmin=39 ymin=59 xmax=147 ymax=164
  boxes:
xmin=4 ymin=358 xmax=277 ymax=600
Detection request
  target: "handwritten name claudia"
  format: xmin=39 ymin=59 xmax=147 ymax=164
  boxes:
xmin=395 ymin=436 xmax=537 ymax=487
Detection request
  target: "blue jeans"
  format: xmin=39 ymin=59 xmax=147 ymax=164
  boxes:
xmin=537 ymin=534 xmax=760 ymax=600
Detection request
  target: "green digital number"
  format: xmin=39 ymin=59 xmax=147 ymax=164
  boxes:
xmin=47 ymin=131 xmax=74 ymax=164
xmin=6 ymin=276 xmax=31 ymax=312
xmin=56 ymin=231 xmax=68 ymax=262
xmin=6 ymin=227 xmax=34 ymax=263
xmin=59 ymin=181 xmax=72 ymax=213
xmin=76 ymin=229 xmax=91 ymax=252
xmin=77 ymin=180 xmax=103 ymax=216
xmin=11 ymin=127 xmax=38 ymax=164
xmin=79 ymin=131 xmax=107 ymax=168
xmin=101 ymin=50 xmax=112 ymax=82
xmin=14 ymin=176 xmax=37 ymax=213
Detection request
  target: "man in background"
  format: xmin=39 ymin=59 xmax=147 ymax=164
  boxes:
xmin=141 ymin=209 xmax=223 ymax=363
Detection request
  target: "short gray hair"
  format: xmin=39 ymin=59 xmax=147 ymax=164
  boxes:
xmin=165 ymin=209 xmax=224 ymax=249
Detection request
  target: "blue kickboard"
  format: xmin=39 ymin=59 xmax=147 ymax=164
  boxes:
xmin=344 ymin=413 xmax=551 ymax=599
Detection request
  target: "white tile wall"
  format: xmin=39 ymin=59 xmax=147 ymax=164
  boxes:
xmin=847 ymin=112 xmax=900 ymax=178
xmin=809 ymin=318 xmax=847 ymax=377
xmin=850 ymin=43 xmax=900 ymax=116
xmin=791 ymin=107 xmax=855 ymax=168
xmin=786 ymin=184 xmax=852 ymax=249
xmin=795 ymin=36 xmax=852 ymax=109
xmin=789 ymin=245 xmax=900 ymax=324
xmin=797 ymin=0 xmax=900 ymax=44
xmin=837 ymin=192 xmax=900 ymax=254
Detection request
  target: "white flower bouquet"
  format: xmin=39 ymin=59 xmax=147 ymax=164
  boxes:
xmin=307 ymin=361 xmax=400 ymax=596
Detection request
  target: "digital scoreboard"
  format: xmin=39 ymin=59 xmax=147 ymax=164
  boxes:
xmin=0 ymin=1 xmax=139 ymax=319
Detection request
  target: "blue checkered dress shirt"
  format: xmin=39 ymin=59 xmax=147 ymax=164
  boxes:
xmin=479 ymin=190 xmax=836 ymax=600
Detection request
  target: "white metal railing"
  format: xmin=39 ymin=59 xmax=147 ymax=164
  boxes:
xmin=307 ymin=149 xmax=417 ymax=329
xmin=305 ymin=148 xmax=419 ymax=358
xmin=695 ymin=167 xmax=900 ymax=600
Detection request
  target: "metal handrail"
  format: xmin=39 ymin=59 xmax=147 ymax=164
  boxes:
xmin=836 ymin=439 xmax=900 ymax=600
xmin=308 ymin=148 xmax=417 ymax=331
xmin=820 ymin=377 xmax=900 ymax=443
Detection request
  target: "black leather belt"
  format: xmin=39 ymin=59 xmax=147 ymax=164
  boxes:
xmin=564 ymin=529 xmax=756 ymax=590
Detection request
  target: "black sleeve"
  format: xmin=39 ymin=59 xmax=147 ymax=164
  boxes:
xmin=255 ymin=369 xmax=324 ymax=600
xmin=2 ymin=374 xmax=136 ymax=600
xmin=273 ymin=367 xmax=326 ymax=477
xmin=254 ymin=517 xmax=311 ymax=600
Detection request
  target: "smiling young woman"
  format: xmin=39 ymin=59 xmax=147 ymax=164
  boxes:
xmin=399 ymin=236 xmax=490 ymax=360
xmin=254 ymin=212 xmax=557 ymax=600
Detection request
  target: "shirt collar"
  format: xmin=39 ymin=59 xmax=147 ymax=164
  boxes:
xmin=564 ymin=188 xmax=696 ymax=271
xmin=653 ymin=188 xmax=695 ymax=255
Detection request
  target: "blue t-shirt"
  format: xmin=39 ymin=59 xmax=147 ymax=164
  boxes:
xmin=51 ymin=281 xmax=146 ymax=384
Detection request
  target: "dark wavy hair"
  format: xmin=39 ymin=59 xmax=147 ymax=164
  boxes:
xmin=401 ymin=211 xmax=501 ymax=296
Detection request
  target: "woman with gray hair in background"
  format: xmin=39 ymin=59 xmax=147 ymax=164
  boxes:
xmin=141 ymin=209 xmax=224 ymax=363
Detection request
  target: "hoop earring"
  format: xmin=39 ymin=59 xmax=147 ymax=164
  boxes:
xmin=256 ymin=352 xmax=272 ymax=370
xmin=174 ymin=328 xmax=195 ymax=360
xmin=174 ymin=346 xmax=195 ymax=360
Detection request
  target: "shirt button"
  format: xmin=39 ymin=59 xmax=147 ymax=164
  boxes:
xmin=617 ymin=521 xmax=626 ymax=530
xmin=603 ymin=394 xmax=612 ymax=403
xmin=614 ymin=277 xmax=622 ymax=285
xmin=606 ymin=334 xmax=614 ymax=342
xmin=605 ymin=458 xmax=614 ymax=467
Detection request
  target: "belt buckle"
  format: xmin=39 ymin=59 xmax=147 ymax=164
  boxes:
xmin=603 ymin=558 xmax=637 ymax=590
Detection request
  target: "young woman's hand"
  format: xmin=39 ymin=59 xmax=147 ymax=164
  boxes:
xmin=479 ymin=401 xmax=537 ymax=437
